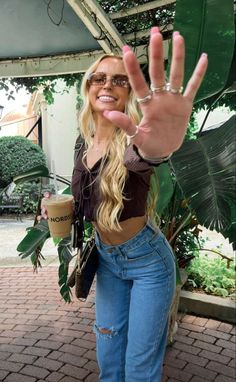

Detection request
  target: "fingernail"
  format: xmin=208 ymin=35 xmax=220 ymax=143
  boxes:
xmin=173 ymin=31 xmax=180 ymax=37
xmin=201 ymin=53 xmax=208 ymax=58
xmin=122 ymin=45 xmax=131 ymax=54
xmin=151 ymin=26 xmax=159 ymax=34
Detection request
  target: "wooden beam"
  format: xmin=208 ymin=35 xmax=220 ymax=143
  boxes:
xmin=0 ymin=51 xmax=104 ymax=78
xmin=83 ymin=0 xmax=125 ymax=50
xmin=66 ymin=0 xmax=124 ymax=54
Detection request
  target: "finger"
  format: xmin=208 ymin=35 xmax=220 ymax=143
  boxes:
xmin=149 ymin=27 xmax=166 ymax=88
xmin=103 ymin=110 xmax=137 ymax=137
xmin=169 ymin=32 xmax=185 ymax=90
xmin=184 ymin=53 xmax=208 ymax=102
xmin=44 ymin=191 xmax=51 ymax=198
xmin=42 ymin=212 xmax=48 ymax=220
xmin=122 ymin=46 xmax=150 ymax=102
xmin=41 ymin=207 xmax=48 ymax=219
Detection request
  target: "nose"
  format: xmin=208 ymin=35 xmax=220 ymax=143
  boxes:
xmin=103 ymin=76 xmax=113 ymax=88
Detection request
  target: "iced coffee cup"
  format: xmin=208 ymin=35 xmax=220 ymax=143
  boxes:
xmin=42 ymin=194 xmax=74 ymax=238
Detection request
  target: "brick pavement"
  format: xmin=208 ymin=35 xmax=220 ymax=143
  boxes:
xmin=0 ymin=266 xmax=235 ymax=382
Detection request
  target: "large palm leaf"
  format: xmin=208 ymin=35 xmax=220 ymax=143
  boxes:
xmin=171 ymin=0 xmax=235 ymax=103
xmin=170 ymin=116 xmax=236 ymax=237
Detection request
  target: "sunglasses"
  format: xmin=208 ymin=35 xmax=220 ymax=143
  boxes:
xmin=87 ymin=72 xmax=130 ymax=88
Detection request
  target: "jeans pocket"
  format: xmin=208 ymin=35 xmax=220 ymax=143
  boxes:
xmin=162 ymin=237 xmax=176 ymax=263
xmin=148 ymin=235 xmax=176 ymax=275
xmin=125 ymin=242 xmax=157 ymax=262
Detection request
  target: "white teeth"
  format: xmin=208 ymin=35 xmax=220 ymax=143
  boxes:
xmin=98 ymin=96 xmax=116 ymax=102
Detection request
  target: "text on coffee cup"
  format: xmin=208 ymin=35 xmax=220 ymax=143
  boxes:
xmin=49 ymin=214 xmax=72 ymax=222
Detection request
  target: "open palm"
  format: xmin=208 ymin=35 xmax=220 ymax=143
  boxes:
xmin=104 ymin=27 xmax=208 ymax=158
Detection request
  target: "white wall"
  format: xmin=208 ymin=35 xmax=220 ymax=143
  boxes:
xmin=40 ymin=81 xmax=79 ymax=188
xmin=0 ymin=123 xmax=18 ymax=137
xmin=196 ymin=106 xmax=234 ymax=130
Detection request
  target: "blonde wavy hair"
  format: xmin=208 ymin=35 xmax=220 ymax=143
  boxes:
xmin=78 ymin=54 xmax=157 ymax=231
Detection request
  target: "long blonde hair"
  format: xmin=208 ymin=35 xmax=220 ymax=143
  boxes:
xmin=78 ymin=54 xmax=156 ymax=231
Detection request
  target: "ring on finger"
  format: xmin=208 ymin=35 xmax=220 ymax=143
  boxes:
xmin=150 ymin=84 xmax=166 ymax=93
xmin=126 ymin=125 xmax=139 ymax=141
xmin=165 ymin=82 xmax=183 ymax=94
xmin=136 ymin=92 xmax=152 ymax=104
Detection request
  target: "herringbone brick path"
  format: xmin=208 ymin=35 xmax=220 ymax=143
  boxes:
xmin=0 ymin=267 xmax=235 ymax=382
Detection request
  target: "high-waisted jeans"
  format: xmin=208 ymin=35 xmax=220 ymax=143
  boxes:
xmin=94 ymin=221 xmax=176 ymax=382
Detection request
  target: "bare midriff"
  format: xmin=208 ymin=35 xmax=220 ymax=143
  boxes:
xmin=92 ymin=215 xmax=147 ymax=245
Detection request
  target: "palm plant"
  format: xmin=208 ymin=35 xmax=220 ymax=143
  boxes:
xmin=149 ymin=0 xmax=235 ymax=285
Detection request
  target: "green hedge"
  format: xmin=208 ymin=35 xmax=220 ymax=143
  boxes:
xmin=0 ymin=136 xmax=46 ymax=185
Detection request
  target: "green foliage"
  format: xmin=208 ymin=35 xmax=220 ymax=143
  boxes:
xmin=170 ymin=116 xmax=236 ymax=236
xmin=16 ymin=185 xmax=91 ymax=303
xmin=58 ymin=237 xmax=73 ymax=303
xmin=9 ymin=182 xmax=55 ymax=215
xmin=106 ymin=2 xmax=175 ymax=45
xmin=17 ymin=219 xmax=51 ymax=270
xmin=0 ymin=74 xmax=83 ymax=105
xmin=17 ymin=217 xmax=73 ymax=302
xmin=185 ymin=114 xmax=200 ymax=141
xmin=174 ymin=229 xmax=203 ymax=268
xmin=0 ymin=136 xmax=46 ymax=185
xmin=170 ymin=0 xmax=235 ymax=104
xmin=186 ymin=253 xmax=236 ymax=298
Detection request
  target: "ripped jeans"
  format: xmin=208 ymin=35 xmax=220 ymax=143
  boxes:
xmin=94 ymin=221 xmax=176 ymax=382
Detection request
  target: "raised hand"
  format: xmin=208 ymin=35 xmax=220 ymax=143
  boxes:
xmin=104 ymin=27 xmax=208 ymax=159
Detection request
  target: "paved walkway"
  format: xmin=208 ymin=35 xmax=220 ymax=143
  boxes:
xmin=0 ymin=218 xmax=235 ymax=381
xmin=0 ymin=266 xmax=235 ymax=382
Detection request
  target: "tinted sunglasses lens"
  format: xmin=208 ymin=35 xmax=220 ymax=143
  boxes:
xmin=89 ymin=73 xmax=106 ymax=86
xmin=88 ymin=73 xmax=130 ymax=87
xmin=113 ymin=75 xmax=129 ymax=87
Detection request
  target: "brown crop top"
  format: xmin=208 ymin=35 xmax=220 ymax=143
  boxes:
xmin=71 ymin=143 xmax=155 ymax=222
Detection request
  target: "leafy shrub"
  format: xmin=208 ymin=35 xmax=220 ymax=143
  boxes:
xmin=185 ymin=253 xmax=236 ymax=298
xmin=0 ymin=136 xmax=46 ymax=185
xmin=174 ymin=229 xmax=203 ymax=268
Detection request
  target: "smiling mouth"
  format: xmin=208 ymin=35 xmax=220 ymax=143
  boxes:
xmin=97 ymin=95 xmax=117 ymax=102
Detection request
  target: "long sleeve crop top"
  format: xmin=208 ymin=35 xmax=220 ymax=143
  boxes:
xmin=71 ymin=142 xmax=154 ymax=222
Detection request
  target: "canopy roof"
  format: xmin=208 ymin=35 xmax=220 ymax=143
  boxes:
xmin=0 ymin=0 xmax=175 ymax=78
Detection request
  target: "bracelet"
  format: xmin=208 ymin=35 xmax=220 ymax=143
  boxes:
xmin=138 ymin=149 xmax=173 ymax=164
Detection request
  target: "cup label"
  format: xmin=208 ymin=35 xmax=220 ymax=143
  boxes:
xmin=49 ymin=214 xmax=72 ymax=222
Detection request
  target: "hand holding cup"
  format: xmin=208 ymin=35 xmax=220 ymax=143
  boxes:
xmin=39 ymin=192 xmax=74 ymax=239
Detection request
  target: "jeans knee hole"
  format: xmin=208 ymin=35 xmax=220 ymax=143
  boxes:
xmin=99 ymin=328 xmax=112 ymax=334
xmin=94 ymin=324 xmax=118 ymax=338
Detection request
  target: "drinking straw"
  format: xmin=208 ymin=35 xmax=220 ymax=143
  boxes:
xmin=51 ymin=160 xmax=59 ymax=195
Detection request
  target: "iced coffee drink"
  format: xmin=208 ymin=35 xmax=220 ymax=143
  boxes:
xmin=42 ymin=195 xmax=74 ymax=238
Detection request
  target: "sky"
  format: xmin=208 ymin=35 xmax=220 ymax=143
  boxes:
xmin=0 ymin=87 xmax=31 ymax=118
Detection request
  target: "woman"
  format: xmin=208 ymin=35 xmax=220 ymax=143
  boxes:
xmin=45 ymin=27 xmax=208 ymax=381
xmin=71 ymin=27 xmax=207 ymax=382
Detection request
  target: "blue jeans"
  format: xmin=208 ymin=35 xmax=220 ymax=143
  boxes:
xmin=94 ymin=221 xmax=176 ymax=382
